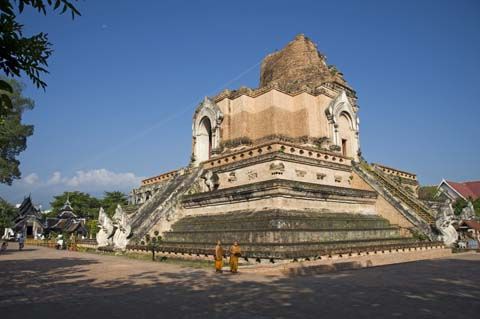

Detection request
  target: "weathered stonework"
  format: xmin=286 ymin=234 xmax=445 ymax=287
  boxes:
xmin=260 ymin=34 xmax=336 ymax=92
xmin=124 ymin=34 xmax=439 ymax=258
xmin=160 ymin=210 xmax=415 ymax=259
xmin=372 ymin=163 xmax=420 ymax=196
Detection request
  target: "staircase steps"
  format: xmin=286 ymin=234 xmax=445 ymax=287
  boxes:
xmin=161 ymin=210 xmax=419 ymax=259
xmin=361 ymin=163 xmax=435 ymax=223
xmin=353 ymin=162 xmax=435 ymax=239
xmin=129 ymin=167 xmax=203 ymax=241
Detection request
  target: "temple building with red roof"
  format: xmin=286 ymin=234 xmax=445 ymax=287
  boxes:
xmin=437 ymin=179 xmax=480 ymax=201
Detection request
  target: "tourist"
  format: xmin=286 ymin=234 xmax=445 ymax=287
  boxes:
xmin=229 ymin=241 xmax=241 ymax=273
xmin=56 ymin=235 xmax=64 ymax=250
xmin=0 ymin=241 xmax=7 ymax=254
xmin=214 ymin=240 xmax=224 ymax=273
xmin=18 ymin=235 xmax=25 ymax=251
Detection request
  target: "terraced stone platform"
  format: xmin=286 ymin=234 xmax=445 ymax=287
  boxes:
xmin=161 ymin=210 xmax=417 ymax=259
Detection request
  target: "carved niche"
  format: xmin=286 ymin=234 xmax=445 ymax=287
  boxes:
xmin=192 ymin=97 xmax=224 ymax=165
xmin=227 ymin=172 xmax=237 ymax=183
xmin=269 ymin=162 xmax=285 ymax=175
xmin=248 ymin=171 xmax=258 ymax=180
xmin=295 ymin=170 xmax=307 ymax=178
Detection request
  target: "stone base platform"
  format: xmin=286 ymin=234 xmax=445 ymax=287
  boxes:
xmin=161 ymin=209 xmax=419 ymax=259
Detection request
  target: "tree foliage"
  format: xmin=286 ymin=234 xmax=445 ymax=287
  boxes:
xmin=85 ymin=219 xmax=97 ymax=238
xmin=417 ymin=186 xmax=439 ymax=201
xmin=452 ymin=198 xmax=468 ymax=216
xmin=48 ymin=190 xmax=129 ymax=220
xmin=473 ymin=198 xmax=480 ymax=217
xmin=49 ymin=191 xmax=101 ymax=219
xmin=0 ymin=0 xmax=80 ymax=88
xmin=102 ymin=191 xmax=128 ymax=217
xmin=453 ymin=197 xmax=480 ymax=217
xmin=144 ymin=231 xmax=163 ymax=261
xmin=1 ymin=0 xmax=80 ymax=184
xmin=0 ymin=196 xmax=16 ymax=234
xmin=0 ymin=77 xmax=34 ymax=184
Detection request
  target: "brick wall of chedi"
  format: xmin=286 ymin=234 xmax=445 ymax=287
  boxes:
xmin=260 ymin=34 xmax=339 ymax=92
xmin=215 ymin=34 xmax=354 ymax=144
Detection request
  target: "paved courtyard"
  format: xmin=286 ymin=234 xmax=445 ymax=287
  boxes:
xmin=1 ymin=244 xmax=479 ymax=319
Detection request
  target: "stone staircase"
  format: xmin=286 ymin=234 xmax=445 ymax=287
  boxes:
xmin=353 ymin=162 xmax=436 ymax=239
xmin=161 ymin=209 xmax=420 ymax=259
xmin=123 ymin=205 xmax=140 ymax=215
xmin=129 ymin=166 xmax=204 ymax=242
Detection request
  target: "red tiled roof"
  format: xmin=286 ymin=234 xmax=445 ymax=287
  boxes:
xmin=463 ymin=220 xmax=480 ymax=231
xmin=446 ymin=180 xmax=480 ymax=200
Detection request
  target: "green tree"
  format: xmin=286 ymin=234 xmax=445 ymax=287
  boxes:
xmin=0 ymin=77 xmax=34 ymax=184
xmin=1 ymin=0 xmax=80 ymax=182
xmin=144 ymin=231 xmax=163 ymax=261
xmin=452 ymin=198 xmax=468 ymax=216
xmin=85 ymin=219 xmax=97 ymax=238
xmin=101 ymin=191 xmax=128 ymax=217
xmin=0 ymin=196 xmax=16 ymax=234
xmin=49 ymin=191 xmax=101 ymax=219
xmin=473 ymin=198 xmax=480 ymax=217
xmin=0 ymin=0 xmax=80 ymax=91
xmin=417 ymin=186 xmax=440 ymax=201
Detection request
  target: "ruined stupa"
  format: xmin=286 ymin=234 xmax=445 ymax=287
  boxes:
xmin=126 ymin=34 xmax=437 ymax=259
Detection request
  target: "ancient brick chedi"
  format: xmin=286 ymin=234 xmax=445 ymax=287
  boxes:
xmin=260 ymin=34 xmax=345 ymax=91
xmin=124 ymin=34 xmax=438 ymax=259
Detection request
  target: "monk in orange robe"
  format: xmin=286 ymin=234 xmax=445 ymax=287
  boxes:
xmin=214 ymin=240 xmax=224 ymax=273
xmin=229 ymin=241 xmax=241 ymax=273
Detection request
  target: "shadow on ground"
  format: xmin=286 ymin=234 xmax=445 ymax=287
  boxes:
xmin=1 ymin=246 xmax=479 ymax=319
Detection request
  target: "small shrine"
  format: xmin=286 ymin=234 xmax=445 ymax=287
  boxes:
xmin=13 ymin=196 xmax=44 ymax=238
xmin=45 ymin=198 xmax=88 ymax=237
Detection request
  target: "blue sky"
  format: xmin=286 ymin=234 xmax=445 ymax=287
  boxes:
xmin=1 ymin=0 xmax=479 ymax=208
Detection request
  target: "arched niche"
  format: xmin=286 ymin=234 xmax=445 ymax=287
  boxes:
xmin=338 ymin=112 xmax=355 ymax=157
xmin=195 ymin=117 xmax=212 ymax=162
xmin=192 ymin=97 xmax=223 ymax=165
xmin=325 ymin=90 xmax=360 ymax=160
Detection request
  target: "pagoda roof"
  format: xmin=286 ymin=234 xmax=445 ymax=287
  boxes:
xmin=17 ymin=196 xmax=42 ymax=219
xmin=56 ymin=198 xmax=79 ymax=218
xmin=48 ymin=218 xmax=87 ymax=235
xmin=13 ymin=217 xmax=44 ymax=231
xmin=14 ymin=196 xmax=43 ymax=230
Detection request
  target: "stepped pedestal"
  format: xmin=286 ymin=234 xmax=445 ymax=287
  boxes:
xmin=162 ymin=210 xmax=417 ymax=259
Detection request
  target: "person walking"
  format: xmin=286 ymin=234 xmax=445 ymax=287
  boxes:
xmin=18 ymin=235 xmax=25 ymax=251
xmin=0 ymin=241 xmax=7 ymax=254
xmin=56 ymin=235 xmax=64 ymax=250
xmin=229 ymin=241 xmax=241 ymax=273
xmin=214 ymin=240 xmax=224 ymax=273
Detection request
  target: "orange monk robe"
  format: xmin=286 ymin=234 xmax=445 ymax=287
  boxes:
xmin=229 ymin=244 xmax=241 ymax=273
xmin=215 ymin=244 xmax=224 ymax=271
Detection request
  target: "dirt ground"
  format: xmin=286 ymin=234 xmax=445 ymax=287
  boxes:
xmin=1 ymin=243 xmax=479 ymax=318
